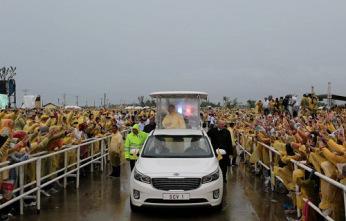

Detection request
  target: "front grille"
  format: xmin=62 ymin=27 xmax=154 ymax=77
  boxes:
xmin=145 ymin=198 xmax=208 ymax=204
xmin=152 ymin=178 xmax=201 ymax=191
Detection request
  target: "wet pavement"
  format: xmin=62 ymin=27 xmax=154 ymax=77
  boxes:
xmin=15 ymin=163 xmax=288 ymax=221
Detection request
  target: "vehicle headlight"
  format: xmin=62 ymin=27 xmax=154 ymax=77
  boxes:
xmin=201 ymin=169 xmax=220 ymax=184
xmin=134 ymin=169 xmax=151 ymax=184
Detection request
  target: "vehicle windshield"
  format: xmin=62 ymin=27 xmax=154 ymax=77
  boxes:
xmin=156 ymin=97 xmax=201 ymax=130
xmin=142 ymin=135 xmax=213 ymax=158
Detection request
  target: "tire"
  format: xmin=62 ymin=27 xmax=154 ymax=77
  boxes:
xmin=130 ymin=199 xmax=141 ymax=213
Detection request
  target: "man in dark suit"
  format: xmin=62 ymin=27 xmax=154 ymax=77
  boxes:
xmin=207 ymin=120 xmax=232 ymax=183
xmin=143 ymin=117 xmax=156 ymax=133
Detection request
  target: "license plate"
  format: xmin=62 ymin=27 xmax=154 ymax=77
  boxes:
xmin=162 ymin=193 xmax=190 ymax=200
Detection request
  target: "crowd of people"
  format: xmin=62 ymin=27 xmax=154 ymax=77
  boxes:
xmin=119 ymin=97 xmax=345 ymax=221
xmin=0 ymin=108 xmax=157 ymax=219
xmin=111 ymin=95 xmax=345 ymax=221
xmin=0 ymin=93 xmax=344 ymax=221
xmin=118 ymin=94 xmax=346 ymax=220
xmin=206 ymin=95 xmax=345 ymax=221
xmin=254 ymin=94 xmax=319 ymax=118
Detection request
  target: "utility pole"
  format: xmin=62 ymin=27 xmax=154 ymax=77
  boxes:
xmin=327 ymin=82 xmax=332 ymax=109
xmin=63 ymin=93 xmax=66 ymax=107
xmin=103 ymin=93 xmax=106 ymax=108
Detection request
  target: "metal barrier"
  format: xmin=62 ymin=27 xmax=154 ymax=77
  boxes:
xmin=0 ymin=135 xmax=112 ymax=215
xmin=237 ymin=132 xmax=346 ymax=221
xmin=237 ymin=134 xmax=282 ymax=191
xmin=121 ymin=129 xmax=130 ymax=140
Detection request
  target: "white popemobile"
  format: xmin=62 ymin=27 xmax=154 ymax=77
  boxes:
xmin=129 ymin=91 xmax=223 ymax=211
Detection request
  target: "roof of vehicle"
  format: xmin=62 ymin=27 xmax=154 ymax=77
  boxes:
xmin=150 ymin=91 xmax=208 ymax=100
xmin=152 ymin=129 xmax=204 ymax=136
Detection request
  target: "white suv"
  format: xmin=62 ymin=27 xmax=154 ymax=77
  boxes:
xmin=129 ymin=129 xmax=223 ymax=211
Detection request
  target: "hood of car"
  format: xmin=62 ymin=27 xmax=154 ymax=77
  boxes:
xmin=135 ymin=157 xmax=218 ymax=177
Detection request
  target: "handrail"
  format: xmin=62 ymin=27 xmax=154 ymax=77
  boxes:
xmin=0 ymin=135 xmax=112 ymax=170
xmin=0 ymin=133 xmax=115 ymax=215
xmin=302 ymin=198 xmax=334 ymax=221
xmin=237 ymin=132 xmax=346 ymax=221
xmin=38 ymin=135 xmax=111 ymax=160
xmin=290 ymin=159 xmax=346 ymax=192
xmin=257 ymin=141 xmax=281 ymax=156
xmin=0 ymin=158 xmax=38 ymax=173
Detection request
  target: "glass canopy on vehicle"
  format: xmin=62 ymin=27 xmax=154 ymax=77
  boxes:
xmin=150 ymin=91 xmax=208 ymax=130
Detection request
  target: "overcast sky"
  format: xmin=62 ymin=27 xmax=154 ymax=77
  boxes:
xmin=1 ymin=0 xmax=346 ymax=105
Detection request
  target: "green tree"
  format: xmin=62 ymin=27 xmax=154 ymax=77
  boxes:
xmin=230 ymin=98 xmax=238 ymax=108
xmin=222 ymin=96 xmax=230 ymax=107
xmin=144 ymin=98 xmax=156 ymax=107
xmin=247 ymin=99 xmax=256 ymax=108
xmin=201 ymin=100 xmax=219 ymax=107
xmin=137 ymin=96 xmax=145 ymax=107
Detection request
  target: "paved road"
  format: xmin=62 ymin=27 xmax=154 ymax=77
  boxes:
xmin=15 ymin=163 xmax=287 ymax=221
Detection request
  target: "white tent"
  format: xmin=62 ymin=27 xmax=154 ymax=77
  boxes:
xmin=65 ymin=105 xmax=82 ymax=110
xmin=22 ymin=95 xmax=36 ymax=109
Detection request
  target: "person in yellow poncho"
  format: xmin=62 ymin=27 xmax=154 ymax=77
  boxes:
xmin=109 ymin=125 xmax=124 ymax=177
xmin=300 ymin=94 xmax=309 ymax=111
xmin=227 ymin=122 xmax=237 ymax=166
xmin=255 ymin=100 xmax=263 ymax=114
xmin=162 ymin=104 xmax=186 ymax=129
xmin=307 ymin=94 xmax=318 ymax=116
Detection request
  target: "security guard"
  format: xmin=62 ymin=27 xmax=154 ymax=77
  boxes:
xmin=207 ymin=120 xmax=232 ymax=183
xmin=124 ymin=124 xmax=148 ymax=171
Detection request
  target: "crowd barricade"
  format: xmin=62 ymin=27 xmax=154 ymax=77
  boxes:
xmin=237 ymin=132 xmax=346 ymax=221
xmin=0 ymin=134 xmax=113 ymax=215
xmin=121 ymin=129 xmax=129 ymax=140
